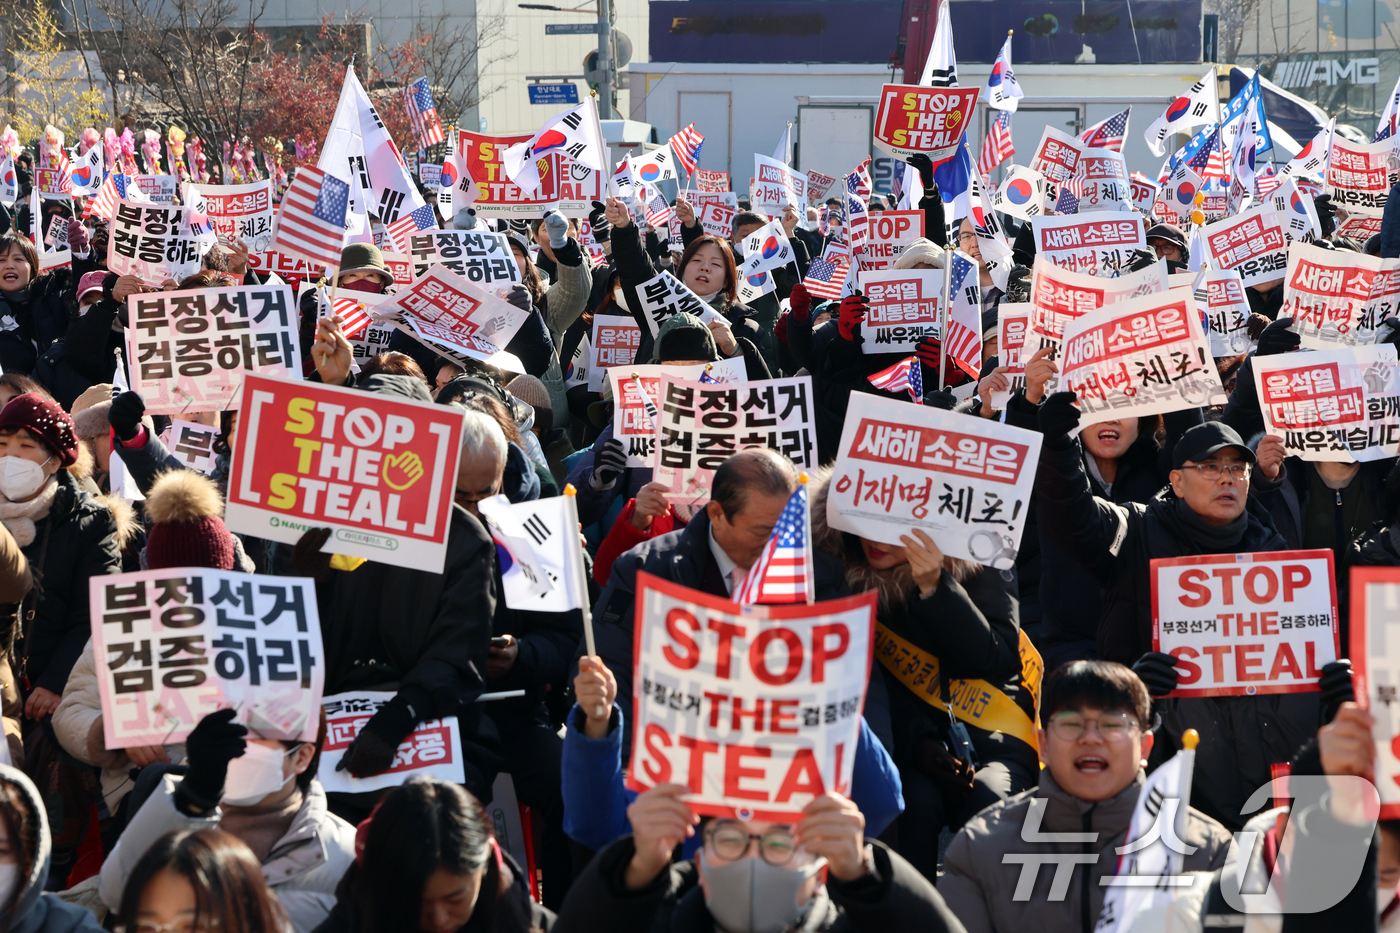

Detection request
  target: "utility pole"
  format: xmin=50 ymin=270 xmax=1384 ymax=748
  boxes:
xmin=596 ymin=0 xmax=614 ymax=118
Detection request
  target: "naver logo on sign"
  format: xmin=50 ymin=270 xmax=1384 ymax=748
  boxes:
xmin=1274 ymin=58 xmax=1381 ymax=87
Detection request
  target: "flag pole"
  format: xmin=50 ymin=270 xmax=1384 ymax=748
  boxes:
xmin=938 ymin=249 xmax=951 ymax=391
xmin=799 ymin=472 xmax=815 ymax=605
xmin=562 ymin=484 xmax=604 ymax=718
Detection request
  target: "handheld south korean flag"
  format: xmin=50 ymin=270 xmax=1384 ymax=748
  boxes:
xmin=992 ymin=166 xmax=1048 ymax=221
xmin=986 ymin=34 xmax=1023 ymax=112
xmin=737 ymin=219 xmax=794 ymax=278
xmin=477 ymin=495 xmax=588 ymax=614
xmin=503 ymin=98 xmax=607 ymax=195
xmin=1144 ymin=69 xmax=1220 ymax=157
xmin=69 ymin=146 xmax=104 ymax=196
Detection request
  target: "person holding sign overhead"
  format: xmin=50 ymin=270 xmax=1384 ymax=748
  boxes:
xmin=1033 ymin=395 xmax=1326 ymax=830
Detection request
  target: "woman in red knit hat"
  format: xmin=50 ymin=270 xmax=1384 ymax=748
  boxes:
xmin=0 ymin=392 xmax=121 ymax=723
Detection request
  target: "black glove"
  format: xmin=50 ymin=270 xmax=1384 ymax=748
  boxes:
xmin=1132 ymin=651 xmax=1181 ymax=699
xmin=906 ymin=154 xmax=936 ymax=193
xmin=337 ymin=691 xmax=421 ymax=777
xmin=1318 ymin=659 xmax=1355 ymax=723
xmin=924 ymin=388 xmax=957 ymax=410
xmin=290 ymin=527 xmax=333 ymax=582
xmin=591 ymin=437 xmax=626 ymax=488
xmin=1380 ymin=318 xmax=1400 ymax=349
xmin=1314 ymin=194 xmax=1338 ymax=239
xmin=175 ymin=708 xmax=247 ymax=813
xmin=1256 ymin=316 xmax=1301 ymax=357
xmin=1124 ymin=247 xmax=1158 ymax=272
xmin=1037 ymin=391 xmax=1081 ymax=450
xmin=108 ymin=390 xmax=145 ymax=442
xmin=588 ymin=200 xmax=611 ymax=244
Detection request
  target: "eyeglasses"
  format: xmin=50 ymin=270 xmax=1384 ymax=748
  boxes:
xmin=1180 ymin=462 xmax=1251 ymax=480
xmin=705 ymin=822 xmax=799 ymax=865
xmin=1048 ymin=711 xmax=1142 ymax=742
xmin=957 ymin=232 xmax=977 ymax=242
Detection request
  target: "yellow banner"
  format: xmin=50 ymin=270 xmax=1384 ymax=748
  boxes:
xmin=873 ymin=623 xmax=1042 ymax=753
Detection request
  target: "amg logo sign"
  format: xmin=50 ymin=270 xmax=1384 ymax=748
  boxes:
xmin=1274 ymin=58 xmax=1380 ymax=88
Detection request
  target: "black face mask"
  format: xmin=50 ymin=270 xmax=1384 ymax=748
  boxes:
xmin=15 ymin=165 xmax=32 ymax=188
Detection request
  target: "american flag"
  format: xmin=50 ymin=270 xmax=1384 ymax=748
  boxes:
xmin=846 ymin=157 xmax=873 ymax=201
xmin=84 ymin=173 xmax=138 ymax=221
xmin=979 ymin=111 xmax=1015 ymax=176
xmin=271 ymin=167 xmax=350 ymax=269
xmin=802 ymin=254 xmax=849 ymax=300
xmin=318 ymin=285 xmax=374 ymax=340
xmin=645 ymin=193 xmax=673 ymax=228
xmin=1080 ymin=108 xmax=1130 ymax=151
xmin=1256 ymin=165 xmax=1282 ymax=198
xmin=945 ymin=252 xmax=982 ymax=379
xmin=868 ymin=356 xmax=922 ymax=402
xmin=385 ymin=202 xmax=439 ymax=252
xmin=733 ymin=481 xmax=814 ymax=605
xmin=402 ymin=78 xmax=445 ymax=149
xmin=668 ymin=123 xmax=705 ymax=176
xmin=1185 ymin=127 xmax=1228 ymax=183
xmin=1054 ymin=184 xmax=1080 ymax=214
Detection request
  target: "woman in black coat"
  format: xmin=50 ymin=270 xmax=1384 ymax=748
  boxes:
xmin=0 ymin=230 xmax=79 ymax=375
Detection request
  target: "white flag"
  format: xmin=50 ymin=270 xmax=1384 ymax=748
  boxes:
xmin=986 ymin=35 xmax=1023 ymax=112
xmin=477 ymin=495 xmax=587 ymax=613
xmin=918 ymin=0 xmax=958 ymax=87
xmin=109 ymin=349 xmax=145 ymax=503
xmin=68 ymin=146 xmax=104 ymax=196
xmin=773 ymin=124 xmax=793 ymax=165
xmin=1378 ymin=73 xmax=1400 ymax=140
xmin=1094 ymin=741 xmax=1199 ymax=932
xmin=0 ymin=155 xmax=17 ymax=208
xmin=1281 ymin=118 xmax=1334 ymax=180
xmin=317 ymin=66 xmax=373 ymax=235
xmin=503 ymin=99 xmax=607 ymax=195
xmin=737 ymin=219 xmax=795 ymax=278
xmin=349 ymin=69 xmax=429 ymax=224
xmin=1144 ymin=70 xmax=1220 ymax=157
xmin=968 ymin=166 xmax=1014 ymax=292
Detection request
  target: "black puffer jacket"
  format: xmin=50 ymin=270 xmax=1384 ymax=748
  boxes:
xmin=1035 ymin=437 xmax=1323 ymax=829
xmin=19 ymin=470 xmax=122 ymax=695
xmin=0 ymin=268 xmax=79 ymax=375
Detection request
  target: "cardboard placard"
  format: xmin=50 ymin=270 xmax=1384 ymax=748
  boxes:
xmin=458 ymin=130 xmax=560 ymax=216
xmin=751 ymin=155 xmax=808 ymax=215
xmin=108 ymin=201 xmax=213 ymax=282
xmin=1074 ymin=148 xmax=1131 ymax=211
xmin=860 ymin=211 xmax=926 ymax=271
xmin=318 ymin=692 xmax=465 ymax=793
xmin=1153 ymin=551 xmax=1337 ymax=697
xmin=1059 ymin=287 xmax=1225 ymax=426
xmin=626 ymin=572 xmax=877 ymax=820
xmin=161 ymin=419 xmax=220 ymax=474
xmin=1200 ymin=206 xmax=1289 ymax=288
xmin=825 ymin=394 xmax=1042 ymax=567
xmin=989 ymin=303 xmax=1031 ymax=409
xmin=1033 ymin=212 xmax=1145 ymax=277
xmin=857 ymin=268 xmax=943 ymax=353
xmin=1325 ymin=138 xmax=1399 ymax=216
xmin=608 ymin=361 xmax=746 ymax=468
xmin=1280 ymin=242 xmax=1400 ymax=349
xmin=588 ymin=314 xmax=643 ymax=391
xmin=1349 ymin=567 xmax=1400 ymax=819
xmin=225 ymin=372 xmax=465 ymax=574
xmin=91 ymin=568 xmax=323 ymax=748
xmin=1028 ymin=257 xmax=1166 ymax=350
xmin=1030 ymin=126 xmax=1087 ymax=186
xmin=126 ymin=283 xmax=300 ymax=415
xmin=1252 ymin=344 xmax=1400 ymax=462
xmin=1197 ymin=267 xmax=1253 ymax=357
xmin=407 ymin=231 xmax=521 ymax=289
xmin=873 ymin=84 xmax=981 ymax=162
xmin=635 ymin=271 xmax=721 ymax=335
xmin=185 ymin=181 xmax=274 ymax=253
xmin=393 ymin=263 xmax=529 ymax=350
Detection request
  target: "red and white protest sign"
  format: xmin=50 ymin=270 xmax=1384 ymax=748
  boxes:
xmin=318 ymin=692 xmax=465 ymax=793
xmin=1326 ymin=138 xmax=1399 ymax=216
xmin=1349 ymin=567 xmax=1400 ymax=818
xmin=1074 ymin=148 xmax=1130 ymax=210
xmin=860 ymin=211 xmax=925 ymax=271
xmin=1029 ymin=256 xmax=1165 ymax=351
xmin=626 ymin=573 xmax=876 ymax=820
xmin=1337 ymin=214 xmax=1384 ymax=243
xmin=1280 ymin=242 xmax=1400 ymax=349
xmin=608 ymin=361 xmax=747 ymax=468
xmin=1153 ymin=551 xmax=1337 ymax=698
xmin=695 ymin=170 xmax=730 ymax=192
xmin=805 ymin=170 xmax=839 ymax=201
xmin=1059 ymin=287 xmax=1225 ymax=425
xmin=1129 ymin=172 xmax=1160 ymax=214
xmin=1200 ymin=206 xmax=1288 ymax=288
xmin=1030 ymin=127 xmax=1087 ymax=186
xmin=751 ymin=155 xmax=808 ymax=214
xmin=399 ymin=317 xmax=525 ymax=372
xmin=556 ymin=158 xmax=607 ymax=218
xmin=380 ymin=251 xmax=415 ymax=286
xmin=393 ymin=263 xmax=529 ymax=349
xmin=1252 ymin=344 xmax=1400 ymax=461
xmin=588 ymin=314 xmax=643 ymax=391
xmin=225 ymin=372 xmax=465 ymax=573
xmin=1197 ymin=267 xmax=1252 ymax=357
xmin=108 ymin=201 xmax=212 ymax=282
xmin=249 ymin=250 xmax=320 ymax=286
xmin=135 ymin=175 xmax=178 ymax=203
xmin=873 ymin=84 xmax=981 ymax=163
xmin=698 ymin=200 xmax=738 ymax=238
xmin=185 ymin=180 xmax=274 ymax=253
xmin=91 ymin=568 xmax=323 ymax=748
xmin=990 ymin=303 xmax=1031 ymax=409
xmin=459 ymin=131 xmax=560 ymax=216
xmin=407 ymin=231 xmax=521 ymax=290
xmin=826 ymin=394 xmax=1043 ymax=567
xmin=857 ymin=268 xmax=942 ymax=353
xmin=1033 ymin=212 xmax=1145 ymax=276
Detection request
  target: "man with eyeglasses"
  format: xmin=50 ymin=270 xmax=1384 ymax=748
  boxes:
xmin=940 ymin=660 xmax=1232 ymax=933
xmin=555 ymin=782 xmax=967 ymax=933
xmin=1033 ymin=393 xmax=1322 ymax=832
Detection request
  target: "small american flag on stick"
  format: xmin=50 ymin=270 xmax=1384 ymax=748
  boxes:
xmin=733 ymin=477 xmax=814 ymax=605
xmin=403 ymin=78 xmax=445 ymax=149
xmin=867 ymin=356 xmax=922 ymax=403
xmin=271 ymin=167 xmax=349 ymax=270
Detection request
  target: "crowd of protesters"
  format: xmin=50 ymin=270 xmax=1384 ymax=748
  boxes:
xmin=0 ymin=140 xmax=1392 ymax=933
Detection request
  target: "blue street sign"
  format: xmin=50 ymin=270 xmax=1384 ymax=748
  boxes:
xmin=528 ymin=83 xmax=581 ymax=105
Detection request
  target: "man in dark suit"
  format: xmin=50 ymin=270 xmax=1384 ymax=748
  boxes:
xmin=590 ymin=447 xmax=851 ymax=755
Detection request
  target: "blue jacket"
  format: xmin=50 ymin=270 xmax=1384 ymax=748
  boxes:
xmin=560 ymin=704 xmax=904 ymax=853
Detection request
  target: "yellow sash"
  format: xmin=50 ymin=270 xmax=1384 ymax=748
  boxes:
xmin=874 ymin=623 xmax=1043 ymax=753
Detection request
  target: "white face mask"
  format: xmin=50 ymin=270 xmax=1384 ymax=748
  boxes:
xmin=223 ymin=743 xmax=298 ymax=807
xmin=0 ymin=456 xmax=50 ymax=502
xmin=0 ymin=862 xmax=19 ymax=908
xmin=1379 ymin=884 xmax=1397 ymax=914
xmin=612 ymin=286 xmax=630 ymax=312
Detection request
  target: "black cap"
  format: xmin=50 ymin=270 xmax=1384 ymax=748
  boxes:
xmin=1171 ymin=422 xmax=1256 ymax=471
xmin=1145 ymin=223 xmax=1188 ymax=252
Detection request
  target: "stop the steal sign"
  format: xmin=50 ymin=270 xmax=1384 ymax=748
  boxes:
xmin=1152 ymin=550 xmax=1338 ymax=697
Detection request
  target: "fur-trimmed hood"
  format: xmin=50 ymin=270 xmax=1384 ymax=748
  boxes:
xmin=809 ymin=465 xmax=982 ymax=614
xmin=93 ymin=492 xmax=139 ymax=551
